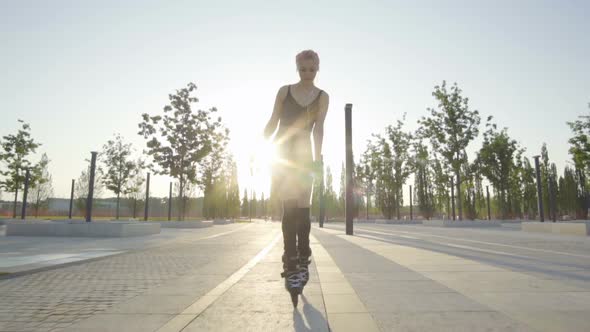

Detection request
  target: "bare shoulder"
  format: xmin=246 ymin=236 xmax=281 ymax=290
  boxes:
xmin=319 ymin=89 xmax=330 ymax=104
xmin=276 ymin=85 xmax=289 ymax=100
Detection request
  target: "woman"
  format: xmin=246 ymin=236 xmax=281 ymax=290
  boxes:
xmin=263 ymin=49 xmax=329 ymax=299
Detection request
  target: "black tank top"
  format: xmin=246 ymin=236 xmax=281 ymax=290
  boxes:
xmin=275 ymin=84 xmax=323 ymax=143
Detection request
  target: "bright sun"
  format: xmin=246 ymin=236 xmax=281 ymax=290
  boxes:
xmin=246 ymin=136 xmax=277 ymax=198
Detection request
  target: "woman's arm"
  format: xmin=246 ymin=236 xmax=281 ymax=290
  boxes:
xmin=263 ymin=86 xmax=288 ymax=140
xmin=312 ymin=92 xmax=330 ymax=161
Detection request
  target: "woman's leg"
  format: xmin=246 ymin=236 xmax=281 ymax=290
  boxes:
xmin=296 ymin=207 xmax=312 ymax=285
xmin=281 ymin=200 xmax=298 ymax=271
xmin=296 ymin=207 xmax=312 ymax=258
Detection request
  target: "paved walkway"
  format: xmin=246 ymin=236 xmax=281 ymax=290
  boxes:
xmin=1 ymin=221 xmax=589 ymax=331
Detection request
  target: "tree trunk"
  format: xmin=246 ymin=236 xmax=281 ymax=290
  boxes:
xmin=179 ymin=179 xmax=185 ymax=221
xmin=116 ymin=192 xmax=120 ymax=220
xmin=133 ymin=198 xmax=137 ymax=219
xmin=396 ymin=190 xmax=401 ymax=220
xmin=446 ymin=190 xmax=451 ymax=220
xmin=182 ymin=195 xmax=187 ymax=221
xmin=451 ymin=179 xmax=456 ymax=221
xmin=456 ymin=172 xmax=463 ymax=220
xmin=35 ymin=190 xmax=40 ymax=218
xmin=366 ymin=191 xmax=369 ymax=220
xmin=13 ymin=186 xmax=19 ymax=218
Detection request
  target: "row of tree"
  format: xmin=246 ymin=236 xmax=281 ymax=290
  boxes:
xmin=353 ymin=81 xmax=590 ymax=221
xmin=3 ymin=81 xmax=589 ymax=222
xmin=0 ymin=82 xmax=244 ymax=221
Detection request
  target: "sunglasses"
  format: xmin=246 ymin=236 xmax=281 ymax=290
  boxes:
xmin=298 ymin=67 xmax=317 ymax=73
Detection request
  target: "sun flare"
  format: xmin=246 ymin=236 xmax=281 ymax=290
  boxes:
xmin=244 ymin=136 xmax=278 ymax=198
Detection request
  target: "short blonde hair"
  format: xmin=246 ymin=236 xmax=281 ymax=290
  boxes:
xmin=296 ymin=50 xmax=320 ymax=71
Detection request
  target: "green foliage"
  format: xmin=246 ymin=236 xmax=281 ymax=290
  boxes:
xmin=29 ymin=153 xmax=54 ymax=217
xmin=413 ymin=141 xmax=435 ymax=219
xmin=99 ymin=133 xmax=144 ymax=219
xmin=418 ymin=81 xmax=481 ymax=220
xmin=0 ymin=120 xmax=45 ymax=216
xmin=241 ymin=189 xmax=249 ymax=217
xmin=74 ymin=165 xmax=104 ymax=214
xmin=323 ymin=166 xmax=339 ymax=219
xmin=566 ymin=103 xmax=590 ymax=217
xmin=476 ymin=122 xmax=523 ymax=219
xmin=138 ymin=82 xmax=227 ymax=220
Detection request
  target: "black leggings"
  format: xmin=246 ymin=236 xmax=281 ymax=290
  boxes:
xmin=281 ymin=203 xmax=311 ymax=269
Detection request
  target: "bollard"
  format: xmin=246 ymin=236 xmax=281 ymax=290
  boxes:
xmin=86 ymin=152 xmax=97 ymax=222
xmin=345 ymin=104 xmax=354 ymax=235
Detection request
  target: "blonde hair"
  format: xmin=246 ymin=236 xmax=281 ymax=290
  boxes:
xmin=296 ymin=49 xmax=320 ymax=71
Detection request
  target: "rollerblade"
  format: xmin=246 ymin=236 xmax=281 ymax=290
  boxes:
xmin=280 ymin=255 xmax=302 ymax=307
xmin=298 ymin=254 xmax=311 ymax=288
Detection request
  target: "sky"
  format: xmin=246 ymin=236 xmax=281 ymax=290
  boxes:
xmin=1 ymin=0 xmax=589 ymax=200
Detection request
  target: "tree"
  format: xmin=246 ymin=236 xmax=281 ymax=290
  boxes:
xmin=324 ymin=166 xmax=338 ymax=219
xmin=418 ymin=81 xmax=482 ymax=220
xmin=241 ymin=189 xmax=249 ymax=217
xmin=358 ymin=140 xmax=378 ymax=219
xmin=413 ymin=141 xmax=435 ymax=219
xmin=311 ymin=165 xmax=322 ymax=219
xmin=125 ymin=161 xmax=145 ymax=219
xmin=383 ymin=114 xmax=413 ymax=219
xmin=460 ymin=156 xmax=479 ymax=220
xmin=29 ymin=153 xmax=54 ymax=218
xmin=566 ymin=104 xmax=590 ymax=218
xmin=227 ymin=158 xmax=241 ymax=218
xmin=259 ymin=192 xmax=266 ymax=218
xmin=198 ymin=128 xmax=230 ymax=220
xmin=138 ymin=82 xmax=226 ymax=220
xmin=251 ymin=191 xmax=258 ymax=218
xmin=100 ymin=133 xmax=144 ymax=219
xmin=0 ymin=120 xmax=44 ymax=218
xmin=520 ymin=157 xmax=538 ymax=219
xmin=74 ymin=165 xmax=104 ymax=216
xmin=373 ymin=137 xmax=396 ymax=219
xmin=476 ymin=122 xmax=523 ymax=219
xmin=540 ymin=143 xmax=551 ymax=218
xmin=559 ymin=166 xmax=581 ymax=218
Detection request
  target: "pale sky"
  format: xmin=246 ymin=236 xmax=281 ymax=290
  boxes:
xmin=1 ymin=0 xmax=589 ymax=200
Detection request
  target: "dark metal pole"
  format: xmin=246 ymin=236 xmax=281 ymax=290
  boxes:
xmin=450 ymin=177 xmax=456 ymax=221
xmin=486 ymin=185 xmax=491 ymax=220
xmin=345 ymin=104 xmax=354 ymax=235
xmin=69 ymin=179 xmax=75 ymax=219
xmin=144 ymin=172 xmax=150 ymax=221
xmin=409 ymin=185 xmax=413 ymax=220
xmin=533 ymin=156 xmax=544 ymax=222
xmin=20 ymin=169 xmax=30 ymax=219
xmin=168 ymin=182 xmax=172 ymax=221
xmin=319 ymin=154 xmax=325 ymax=228
xmin=86 ymin=152 xmax=97 ymax=222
